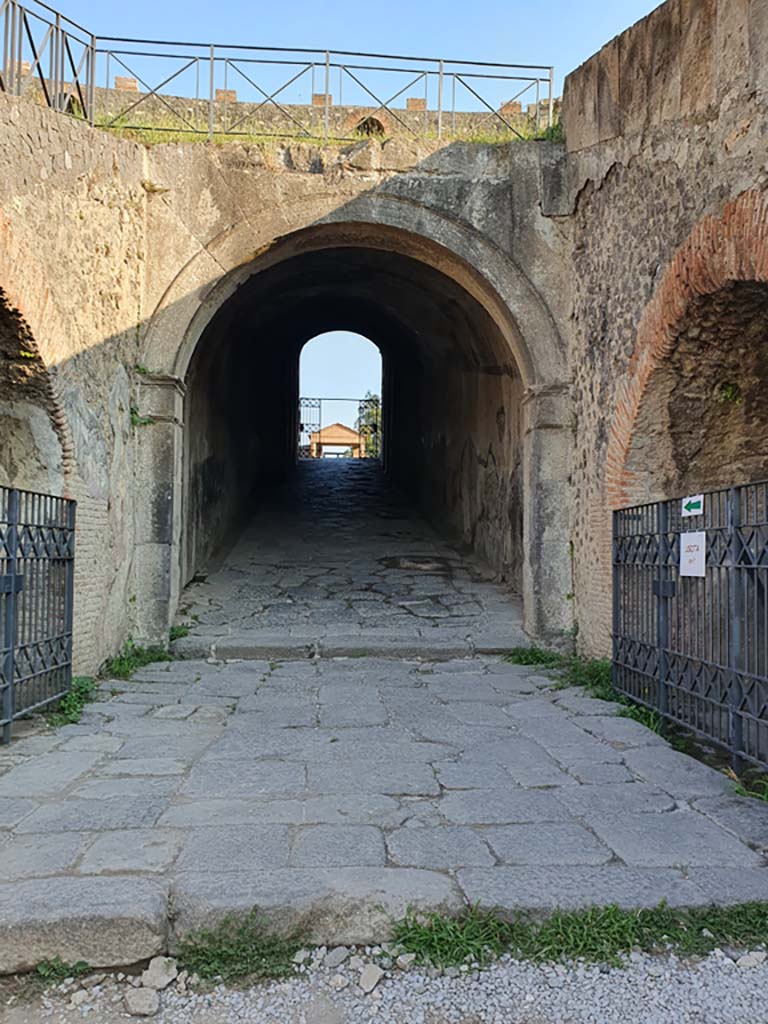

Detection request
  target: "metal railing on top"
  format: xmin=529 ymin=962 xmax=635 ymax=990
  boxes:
xmin=1 ymin=0 xmax=556 ymax=142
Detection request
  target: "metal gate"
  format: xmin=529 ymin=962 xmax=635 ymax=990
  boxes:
xmin=0 ymin=486 xmax=76 ymax=743
xmin=613 ymin=481 xmax=768 ymax=768
xmin=298 ymin=396 xmax=381 ymax=460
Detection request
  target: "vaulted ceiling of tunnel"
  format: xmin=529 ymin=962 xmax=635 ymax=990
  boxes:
xmin=188 ymin=247 xmax=522 ymax=376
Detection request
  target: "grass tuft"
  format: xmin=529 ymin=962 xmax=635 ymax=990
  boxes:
xmin=101 ymin=640 xmax=172 ymax=680
xmin=393 ymin=902 xmax=768 ymax=968
xmin=35 ymin=957 xmax=90 ymax=982
xmin=46 ymin=676 xmax=98 ymax=727
xmin=392 ymin=906 xmax=513 ymax=967
xmin=503 ymin=646 xmax=564 ymax=668
xmin=177 ymin=909 xmax=303 ymax=983
xmin=169 ymin=624 xmax=191 ymax=642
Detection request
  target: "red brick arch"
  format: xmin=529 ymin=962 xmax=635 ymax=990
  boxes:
xmin=605 ymin=188 xmax=768 ymax=510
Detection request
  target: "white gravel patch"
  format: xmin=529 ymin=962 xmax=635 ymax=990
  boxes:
xmin=5 ymin=948 xmax=768 ymax=1024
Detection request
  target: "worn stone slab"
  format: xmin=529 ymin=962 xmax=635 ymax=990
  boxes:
xmin=159 ymin=795 xmax=407 ymax=828
xmin=457 ymin=866 xmax=704 ymax=913
xmin=215 ymin=636 xmax=315 ymax=660
xmin=291 ymin=826 xmax=386 ymax=867
xmin=579 ymin=716 xmax=669 ymax=748
xmin=692 ymin=795 xmax=768 ymax=851
xmin=102 ymin=758 xmax=189 ymax=776
xmin=0 ymin=876 xmax=168 ymax=973
xmin=386 ymin=826 xmax=495 ymax=868
xmin=484 ymin=823 xmax=613 ymax=866
xmin=434 ymin=761 xmax=517 ymax=791
xmin=171 ymin=868 xmax=464 ymax=946
xmin=0 ymin=798 xmax=38 ymax=830
xmin=0 ymin=832 xmax=87 ymax=879
xmin=567 ymin=762 xmax=635 ymax=785
xmin=176 ymin=825 xmax=291 ymax=872
xmin=0 ymin=752 xmax=103 ymax=797
xmin=554 ymin=784 xmax=675 ymax=820
xmin=14 ymin=797 xmax=168 ymax=834
xmin=181 ymin=760 xmax=307 ymax=798
xmin=588 ymin=809 xmax=763 ymax=868
xmin=320 ymin=638 xmax=471 ymax=660
xmin=78 ymin=829 xmax=182 ymax=874
xmin=686 ymin=868 xmax=768 ymax=905
xmin=623 ymin=747 xmax=733 ymax=799
xmin=307 ymin=761 xmax=440 ymax=797
xmin=440 ymin=790 xmax=571 ymax=825
xmin=71 ymin=777 xmax=181 ymax=799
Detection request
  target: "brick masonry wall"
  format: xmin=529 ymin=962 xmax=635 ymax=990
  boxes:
xmin=563 ymin=0 xmax=768 ymax=655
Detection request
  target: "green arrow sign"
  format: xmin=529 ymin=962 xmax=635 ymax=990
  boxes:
xmin=681 ymin=494 xmax=704 ymax=518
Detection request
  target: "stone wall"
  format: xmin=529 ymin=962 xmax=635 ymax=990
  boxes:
xmin=562 ymin=0 xmax=768 ymax=655
xmin=0 ymin=92 xmax=572 ymax=669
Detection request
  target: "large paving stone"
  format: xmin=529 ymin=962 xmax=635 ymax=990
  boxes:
xmin=14 ymin=796 xmax=168 ymax=834
xmin=434 ymin=762 xmax=517 ymax=791
xmin=307 ymin=761 xmax=440 ymax=796
xmin=0 ymin=752 xmax=103 ymax=797
xmin=686 ymin=867 xmax=768 ymax=904
xmin=440 ymin=789 xmax=571 ymax=824
xmin=457 ymin=866 xmax=704 ymax=913
xmin=0 ymin=876 xmax=168 ymax=973
xmin=578 ymin=716 xmax=669 ymax=748
xmin=622 ymin=747 xmax=733 ymax=799
xmin=555 ymin=783 xmax=676 ymax=820
xmin=78 ymin=829 xmax=183 ymax=874
xmin=484 ymin=823 xmax=613 ymax=866
xmin=102 ymin=758 xmax=188 ymax=776
xmin=0 ymin=832 xmax=87 ymax=879
xmin=176 ymin=825 xmax=291 ymax=871
xmin=588 ymin=809 xmax=763 ymax=867
xmin=0 ymin=798 xmax=38 ymax=829
xmin=386 ymin=826 xmax=495 ymax=868
xmin=159 ymin=795 xmax=407 ymax=828
xmin=171 ymin=868 xmax=464 ymax=945
xmin=291 ymin=825 xmax=386 ymax=867
xmin=693 ymin=795 xmax=768 ymax=850
xmin=181 ymin=760 xmax=306 ymax=798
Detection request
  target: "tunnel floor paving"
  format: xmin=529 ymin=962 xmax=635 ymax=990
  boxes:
xmin=1 ymin=461 xmax=768 ymax=971
xmin=176 ymin=460 xmax=527 ymax=660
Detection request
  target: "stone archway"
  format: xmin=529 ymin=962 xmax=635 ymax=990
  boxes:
xmin=136 ymin=213 xmax=571 ymax=647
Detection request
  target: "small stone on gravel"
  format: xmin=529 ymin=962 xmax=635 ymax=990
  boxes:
xmin=325 ymin=946 xmax=350 ymax=968
xmin=124 ymin=986 xmax=160 ymax=1016
xmin=141 ymin=956 xmax=178 ymax=990
xmin=359 ymin=963 xmax=385 ymax=993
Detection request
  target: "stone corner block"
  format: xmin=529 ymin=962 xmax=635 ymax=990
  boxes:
xmin=0 ymin=876 xmax=169 ymax=974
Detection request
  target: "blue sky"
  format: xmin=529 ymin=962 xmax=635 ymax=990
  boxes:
xmin=58 ymin=0 xmax=660 ymax=413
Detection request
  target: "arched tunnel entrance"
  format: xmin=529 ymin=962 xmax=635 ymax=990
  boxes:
xmin=182 ymin=245 xmax=527 ymax=595
xmin=136 ymin=223 xmax=572 ymax=645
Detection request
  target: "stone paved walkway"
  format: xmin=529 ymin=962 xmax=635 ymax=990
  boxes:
xmin=1 ymin=655 xmax=768 ymax=973
xmin=177 ymin=461 xmax=526 ymax=659
xmin=1 ymin=462 xmax=768 ymax=975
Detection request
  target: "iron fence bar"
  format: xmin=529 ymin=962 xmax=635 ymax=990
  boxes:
xmin=20 ymin=18 xmax=51 ymax=101
xmin=225 ymin=59 xmax=314 ymax=137
xmin=657 ymin=499 xmax=669 ymax=717
xmin=207 ymin=43 xmax=213 ymax=139
xmin=62 ymin=34 xmax=89 ymax=116
xmin=1 ymin=489 xmax=19 ymax=745
xmin=437 ymin=58 xmax=443 ymax=139
xmin=728 ymin=485 xmax=745 ymax=768
xmin=340 ymin=65 xmax=418 ymax=135
xmin=548 ymin=66 xmax=554 ymax=128
xmin=102 ymin=52 xmax=200 ymax=130
xmin=324 ymin=49 xmax=329 ymax=143
xmin=454 ymin=73 xmax=524 ymax=138
xmin=87 ymin=31 xmax=94 ymax=124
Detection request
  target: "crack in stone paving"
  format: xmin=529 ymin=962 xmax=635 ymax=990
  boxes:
xmin=0 ymin=462 xmax=768 ymax=978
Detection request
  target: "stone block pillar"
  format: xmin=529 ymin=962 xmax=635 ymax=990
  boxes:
xmin=522 ymin=383 xmax=574 ymax=644
xmin=133 ymin=375 xmax=185 ymax=645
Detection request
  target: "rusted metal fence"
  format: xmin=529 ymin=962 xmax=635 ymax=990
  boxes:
xmin=1 ymin=0 xmax=556 ymax=142
xmin=0 ymin=486 xmax=76 ymax=743
xmin=613 ymin=482 xmax=768 ymax=768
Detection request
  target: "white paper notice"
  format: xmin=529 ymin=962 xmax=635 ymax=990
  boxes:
xmin=680 ymin=531 xmax=707 ymax=578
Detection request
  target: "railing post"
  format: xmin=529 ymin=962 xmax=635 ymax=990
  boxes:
xmin=611 ymin=508 xmax=620 ymax=695
xmin=437 ymin=59 xmax=444 ymax=140
xmin=657 ymin=500 xmax=669 ymax=718
xmin=324 ymin=50 xmax=330 ymax=144
xmin=208 ymin=44 xmax=215 ymax=141
xmin=728 ymin=485 xmax=745 ymax=771
xmin=8 ymin=0 xmax=18 ymax=94
xmin=63 ymin=499 xmax=76 ymax=697
xmin=88 ymin=33 xmax=96 ymax=126
xmin=53 ymin=12 xmax=62 ymax=110
xmin=1 ymin=488 xmax=19 ymax=745
xmin=548 ymin=66 xmax=554 ymax=129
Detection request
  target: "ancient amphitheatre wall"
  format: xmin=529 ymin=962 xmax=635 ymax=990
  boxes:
xmin=563 ymin=0 xmax=768 ymax=655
